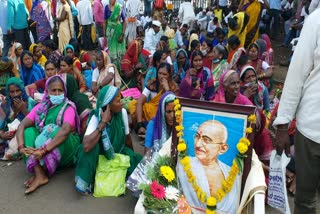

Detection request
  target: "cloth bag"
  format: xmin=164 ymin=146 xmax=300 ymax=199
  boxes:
xmin=267 ymin=150 xmax=291 ymax=214
xmin=93 ymin=154 xmax=130 ymax=197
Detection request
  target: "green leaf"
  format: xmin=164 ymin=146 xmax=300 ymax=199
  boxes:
xmin=235 ymin=157 xmax=244 ymax=173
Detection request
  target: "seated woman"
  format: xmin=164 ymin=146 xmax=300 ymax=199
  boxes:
xmin=0 ymin=77 xmax=36 ymax=160
xmin=210 ymin=44 xmax=228 ymax=90
xmin=75 ymin=86 xmax=142 ymax=194
xmin=64 ymin=44 xmax=81 ymax=72
xmin=19 ymin=51 xmax=45 ymax=86
xmin=260 ymin=34 xmax=274 ymax=66
xmin=144 ymin=92 xmax=175 ymax=153
xmin=247 ymin=42 xmax=273 ymax=91
xmin=227 ymin=35 xmax=246 ymax=70
xmin=214 ymin=69 xmax=272 ymax=176
xmin=42 ymin=39 xmax=63 ymax=67
xmin=144 ymin=50 xmax=167 ymax=88
xmin=59 ymin=56 xmax=87 ymax=93
xmin=133 ymin=63 xmax=178 ymax=136
xmin=26 ymin=61 xmax=92 ymax=136
xmin=29 ymin=44 xmax=47 ymax=68
xmin=26 ymin=60 xmax=58 ymax=96
xmin=239 ymin=65 xmax=270 ymax=113
xmin=92 ymin=50 xmax=121 ymax=96
xmin=201 ymin=38 xmax=213 ymax=68
xmin=179 ymin=51 xmax=215 ymax=101
xmin=16 ymin=75 xmax=81 ymax=194
xmin=173 ymin=49 xmax=189 ymax=85
xmin=121 ymin=39 xmax=147 ymax=90
xmin=0 ymin=57 xmax=15 ymax=95
xmin=127 ymin=92 xmax=176 ymax=193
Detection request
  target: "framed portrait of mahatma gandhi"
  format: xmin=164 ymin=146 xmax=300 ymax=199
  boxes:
xmin=172 ymin=98 xmax=256 ymax=214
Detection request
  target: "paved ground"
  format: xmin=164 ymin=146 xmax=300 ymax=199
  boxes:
xmin=0 ymin=133 xmax=296 ymax=214
xmin=0 ymin=37 xmax=301 ymax=214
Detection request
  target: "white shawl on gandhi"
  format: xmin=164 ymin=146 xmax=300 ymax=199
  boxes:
xmin=177 ymin=157 xmax=240 ymax=214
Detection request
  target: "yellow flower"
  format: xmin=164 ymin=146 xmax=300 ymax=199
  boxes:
xmin=175 ymin=110 xmax=181 ymax=117
xmin=177 ymin=143 xmax=187 ymax=152
xmin=222 ymin=180 xmax=232 ymax=193
xmin=200 ymin=192 xmax=206 ymax=203
xmin=180 ymin=156 xmax=190 ymax=165
xmin=183 ymin=164 xmax=191 ymax=171
xmin=179 ymin=138 xmax=185 ymax=144
xmin=248 ymin=114 xmax=256 ymax=123
xmin=245 ymin=127 xmax=253 ymax=134
xmin=188 ymin=175 xmax=196 ymax=183
xmin=215 ymin=189 xmax=226 ymax=202
xmin=176 ymin=116 xmax=182 ymax=124
xmin=239 ymin=137 xmax=251 ymax=146
xmin=174 ymin=104 xmax=181 ymax=111
xmin=237 ymin=142 xmax=248 ymax=154
xmin=160 ymin=166 xmax=175 ymax=182
xmin=173 ymin=99 xmax=180 ymax=105
xmin=206 ymin=209 xmax=216 ymax=214
xmin=196 ymin=189 xmax=202 ymax=199
xmin=186 ymin=170 xmax=193 ymax=179
xmin=176 ymin=125 xmax=184 ymax=132
xmin=207 ymin=197 xmax=217 ymax=206
xmin=177 ymin=131 xmax=183 ymax=137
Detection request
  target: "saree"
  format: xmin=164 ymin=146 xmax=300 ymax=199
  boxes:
xmin=241 ymin=0 xmax=262 ymax=48
xmin=173 ymin=49 xmax=190 ymax=84
xmin=97 ymin=51 xmax=122 ymax=88
xmin=212 ymin=59 xmax=228 ymax=90
xmin=75 ymin=86 xmax=142 ymax=194
xmin=24 ymin=75 xmax=80 ymax=176
xmin=10 ymin=43 xmax=22 ymax=78
xmin=30 ymin=2 xmax=52 ymax=42
xmin=0 ymin=58 xmax=14 ymax=93
xmin=127 ymin=92 xmax=175 ymax=193
xmin=57 ymin=4 xmax=74 ymax=52
xmin=121 ymin=40 xmax=147 ymax=89
xmin=29 ymin=44 xmax=48 ymax=67
xmin=260 ymin=34 xmax=274 ymax=66
xmin=106 ymin=3 xmax=126 ymax=70
xmin=128 ymin=89 xmax=164 ymax=122
xmin=20 ymin=51 xmax=45 ymax=86
xmin=179 ymin=67 xmax=215 ymax=101
xmin=228 ymin=12 xmax=247 ymax=47
xmin=0 ymin=77 xmax=36 ymax=131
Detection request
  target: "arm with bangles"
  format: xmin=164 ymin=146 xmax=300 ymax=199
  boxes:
xmin=135 ymin=94 xmax=147 ymax=135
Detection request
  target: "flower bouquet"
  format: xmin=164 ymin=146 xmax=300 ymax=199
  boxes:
xmin=139 ymin=155 xmax=181 ymax=213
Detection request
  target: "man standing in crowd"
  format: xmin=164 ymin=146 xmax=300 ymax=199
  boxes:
xmin=7 ymin=0 xmax=31 ymax=50
xmin=93 ymin=0 xmax=106 ymax=38
xmin=0 ymin=0 xmax=13 ymax=56
xmin=265 ymin=0 xmax=281 ymax=39
xmin=274 ymin=9 xmax=320 ymax=214
xmin=178 ymin=0 xmax=196 ymax=28
xmin=125 ymin=0 xmax=143 ymax=44
xmin=77 ymin=0 xmax=94 ymax=50
xmin=144 ymin=20 xmax=161 ymax=55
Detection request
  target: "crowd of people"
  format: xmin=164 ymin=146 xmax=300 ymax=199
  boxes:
xmin=0 ymin=0 xmax=319 ymax=212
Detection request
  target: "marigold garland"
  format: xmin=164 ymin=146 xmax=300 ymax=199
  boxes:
xmin=173 ymin=98 xmax=256 ymax=214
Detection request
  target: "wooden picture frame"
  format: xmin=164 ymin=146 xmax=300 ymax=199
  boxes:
xmin=171 ymin=98 xmax=256 ymax=213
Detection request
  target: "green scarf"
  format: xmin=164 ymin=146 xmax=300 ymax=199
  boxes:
xmin=109 ymin=3 xmax=121 ymax=23
xmin=94 ymin=85 xmax=125 ymax=159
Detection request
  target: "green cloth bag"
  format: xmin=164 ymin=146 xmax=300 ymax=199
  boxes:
xmin=93 ymin=154 xmax=130 ymax=197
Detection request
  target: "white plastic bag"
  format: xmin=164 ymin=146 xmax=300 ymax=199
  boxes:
xmin=267 ymin=150 xmax=291 ymax=214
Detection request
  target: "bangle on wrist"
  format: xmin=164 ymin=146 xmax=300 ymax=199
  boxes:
xmin=96 ymin=126 xmax=103 ymax=133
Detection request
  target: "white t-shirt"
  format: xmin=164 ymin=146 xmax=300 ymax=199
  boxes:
xmin=85 ymin=108 xmax=130 ymax=136
xmin=92 ymin=66 xmax=115 ymax=85
xmin=142 ymin=87 xmax=157 ymax=99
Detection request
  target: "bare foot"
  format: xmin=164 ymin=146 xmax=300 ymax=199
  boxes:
xmin=24 ymin=176 xmax=35 ymax=188
xmin=25 ymin=175 xmax=49 ymax=194
xmin=288 ymin=176 xmax=296 ymax=195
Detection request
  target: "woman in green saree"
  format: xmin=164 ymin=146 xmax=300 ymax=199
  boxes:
xmin=104 ymin=0 xmax=127 ymax=70
xmin=210 ymin=44 xmax=229 ymax=91
xmin=75 ymin=85 xmax=142 ymax=194
xmin=16 ymin=75 xmax=81 ymax=194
